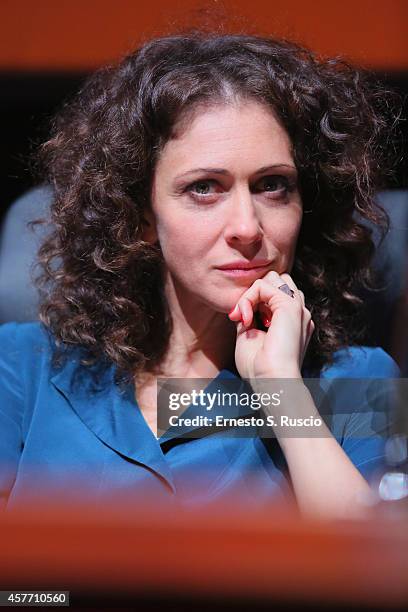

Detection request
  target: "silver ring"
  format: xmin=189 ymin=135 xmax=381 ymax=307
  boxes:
xmin=278 ymin=283 xmax=295 ymax=298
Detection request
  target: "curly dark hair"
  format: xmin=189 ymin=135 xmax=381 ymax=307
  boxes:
xmin=34 ymin=30 xmax=401 ymax=381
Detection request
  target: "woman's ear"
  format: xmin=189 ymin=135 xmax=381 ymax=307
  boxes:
xmin=140 ymin=208 xmax=158 ymax=244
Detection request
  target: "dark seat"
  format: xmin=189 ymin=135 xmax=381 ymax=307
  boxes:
xmin=0 ymin=185 xmax=52 ymax=323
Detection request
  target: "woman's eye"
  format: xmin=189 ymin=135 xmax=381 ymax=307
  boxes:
xmin=183 ymin=175 xmax=294 ymax=203
xmin=257 ymin=175 xmax=290 ymax=195
xmin=187 ymin=180 xmax=220 ymax=201
xmin=192 ymin=181 xmax=213 ymax=194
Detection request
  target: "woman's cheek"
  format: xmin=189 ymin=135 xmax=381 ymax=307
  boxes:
xmin=156 ymin=224 xmax=202 ymax=268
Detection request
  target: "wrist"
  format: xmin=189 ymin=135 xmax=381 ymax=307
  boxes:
xmin=260 ymin=367 xmax=302 ymax=380
xmin=249 ymin=372 xmax=305 ymax=397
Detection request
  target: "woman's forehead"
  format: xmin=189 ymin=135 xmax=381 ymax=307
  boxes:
xmin=157 ymin=101 xmax=293 ymax=171
xmin=171 ymin=98 xmax=281 ymax=137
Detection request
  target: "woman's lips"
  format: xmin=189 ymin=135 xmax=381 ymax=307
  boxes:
xmin=216 ymin=264 xmax=272 ymax=278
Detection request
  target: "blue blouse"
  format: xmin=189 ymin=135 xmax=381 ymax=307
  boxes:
xmin=0 ymin=322 xmax=400 ymax=510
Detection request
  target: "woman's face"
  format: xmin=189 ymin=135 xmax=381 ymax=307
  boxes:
xmin=146 ymin=100 xmax=303 ymax=314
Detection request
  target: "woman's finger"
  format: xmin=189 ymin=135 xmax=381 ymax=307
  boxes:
xmin=301 ymin=317 xmax=315 ymax=363
xmin=229 ymin=297 xmax=254 ymax=326
xmin=228 ymin=272 xmax=306 ymax=334
xmin=278 ymin=272 xmax=298 ymax=289
xmin=230 ymin=275 xmax=302 ymax=329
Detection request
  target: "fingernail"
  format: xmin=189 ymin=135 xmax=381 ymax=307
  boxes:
xmin=228 ymin=306 xmax=236 ymax=317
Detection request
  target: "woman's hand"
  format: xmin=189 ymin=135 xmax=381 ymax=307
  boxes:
xmin=228 ymin=271 xmax=314 ymax=380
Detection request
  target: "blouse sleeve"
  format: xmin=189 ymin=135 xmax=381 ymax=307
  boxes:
xmin=339 ymin=348 xmax=401 ymax=482
xmin=0 ymin=322 xmax=25 ymax=508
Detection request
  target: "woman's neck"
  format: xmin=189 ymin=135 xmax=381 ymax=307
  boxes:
xmin=151 ymin=275 xmax=238 ymax=379
xmin=158 ymin=311 xmax=237 ymax=378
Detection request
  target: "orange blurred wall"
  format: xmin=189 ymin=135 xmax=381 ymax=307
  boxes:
xmin=0 ymin=0 xmax=407 ymax=72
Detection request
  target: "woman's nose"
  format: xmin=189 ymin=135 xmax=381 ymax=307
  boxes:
xmin=223 ymin=188 xmax=263 ymax=245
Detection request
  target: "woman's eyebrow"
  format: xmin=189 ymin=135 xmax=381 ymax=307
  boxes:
xmin=175 ymin=168 xmax=229 ymax=180
xmin=174 ymin=164 xmax=297 ymax=180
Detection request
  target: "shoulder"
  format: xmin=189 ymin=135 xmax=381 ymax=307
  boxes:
xmin=0 ymin=322 xmax=52 ymax=397
xmin=319 ymin=345 xmax=400 ymax=379
xmin=0 ymin=320 xmax=49 ymax=343
xmin=0 ymin=321 xmax=115 ymax=396
xmin=0 ymin=321 xmax=61 ymax=386
xmin=0 ymin=321 xmax=53 ymax=357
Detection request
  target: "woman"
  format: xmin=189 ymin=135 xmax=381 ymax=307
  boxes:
xmin=0 ymin=31 xmax=400 ymax=518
